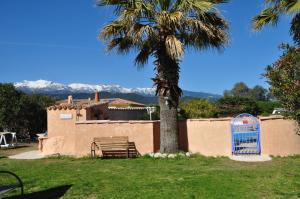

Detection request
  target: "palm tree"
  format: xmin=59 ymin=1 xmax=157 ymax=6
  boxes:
xmin=98 ymin=0 xmax=229 ymax=153
xmin=253 ymin=0 xmax=300 ymax=45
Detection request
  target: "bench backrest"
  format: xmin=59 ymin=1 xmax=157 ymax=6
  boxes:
xmin=94 ymin=136 xmax=129 ymax=150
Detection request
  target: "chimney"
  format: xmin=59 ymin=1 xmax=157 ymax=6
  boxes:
xmin=95 ymin=92 xmax=100 ymax=102
xmin=67 ymin=95 xmax=73 ymax=104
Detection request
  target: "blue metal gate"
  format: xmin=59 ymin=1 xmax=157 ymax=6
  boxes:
xmin=231 ymin=113 xmax=261 ymax=155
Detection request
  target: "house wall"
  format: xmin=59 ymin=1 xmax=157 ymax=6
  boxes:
xmin=41 ymin=114 xmax=300 ymax=157
xmin=42 ymin=108 xmax=86 ymax=155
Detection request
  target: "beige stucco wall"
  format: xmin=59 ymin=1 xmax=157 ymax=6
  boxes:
xmin=74 ymin=121 xmax=156 ymax=156
xmin=261 ymin=118 xmax=300 ymax=156
xmin=43 ymin=108 xmax=86 ymax=155
xmin=182 ymin=119 xmax=232 ymax=156
xmin=42 ymin=111 xmax=300 ymax=157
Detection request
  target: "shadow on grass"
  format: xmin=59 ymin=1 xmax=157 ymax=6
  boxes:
xmin=4 ymin=185 xmax=72 ymax=199
xmin=1 ymin=145 xmax=31 ymax=150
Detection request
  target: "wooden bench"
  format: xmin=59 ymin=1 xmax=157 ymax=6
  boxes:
xmin=91 ymin=136 xmax=130 ymax=158
xmin=0 ymin=171 xmax=24 ymax=197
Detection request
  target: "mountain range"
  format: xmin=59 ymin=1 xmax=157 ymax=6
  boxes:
xmin=14 ymin=80 xmax=221 ymax=104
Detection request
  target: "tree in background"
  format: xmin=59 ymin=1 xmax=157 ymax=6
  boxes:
xmin=224 ymin=82 xmax=250 ymax=98
xmin=217 ymin=97 xmax=260 ymax=117
xmin=250 ymin=85 xmax=269 ymax=101
xmin=179 ymin=99 xmax=218 ymax=119
xmin=253 ymin=0 xmax=300 ymax=45
xmin=98 ymin=0 xmax=229 ymax=153
xmin=0 ymin=83 xmax=55 ymax=139
xmin=224 ymin=82 xmax=268 ymax=101
xmin=265 ymin=44 xmax=300 ymax=128
xmin=256 ymin=100 xmax=282 ymax=116
xmin=0 ymin=84 xmax=22 ymax=132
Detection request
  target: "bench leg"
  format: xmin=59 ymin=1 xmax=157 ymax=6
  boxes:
xmin=21 ymin=184 xmax=24 ymax=195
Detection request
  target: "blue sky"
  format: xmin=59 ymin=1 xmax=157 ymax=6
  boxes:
xmin=0 ymin=0 xmax=293 ymax=94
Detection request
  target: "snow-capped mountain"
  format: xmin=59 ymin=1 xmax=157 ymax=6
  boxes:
xmin=14 ymin=80 xmax=156 ymax=96
xmin=14 ymin=80 xmax=221 ymax=100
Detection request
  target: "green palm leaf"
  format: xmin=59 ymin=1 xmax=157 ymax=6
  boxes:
xmin=253 ymin=0 xmax=300 ymax=45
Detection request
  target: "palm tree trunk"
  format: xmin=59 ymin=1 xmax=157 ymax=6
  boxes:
xmin=159 ymin=95 xmax=179 ymax=153
xmin=154 ymin=47 xmax=181 ymax=153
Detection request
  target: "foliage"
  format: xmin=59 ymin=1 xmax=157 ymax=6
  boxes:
xmin=250 ymin=85 xmax=269 ymax=101
xmin=217 ymin=96 xmax=260 ymax=117
xmin=253 ymin=0 xmax=300 ymax=45
xmin=179 ymin=99 xmax=218 ymax=119
xmin=0 ymin=84 xmax=22 ymax=132
xmin=1 ymin=156 xmax=300 ymax=198
xmin=0 ymin=84 xmax=55 ymax=138
xmin=257 ymin=100 xmax=282 ymax=116
xmin=224 ymin=82 xmax=250 ymax=98
xmin=224 ymin=82 xmax=269 ymax=101
xmin=265 ymin=44 xmax=300 ymax=127
xmin=151 ymin=105 xmax=160 ymax=120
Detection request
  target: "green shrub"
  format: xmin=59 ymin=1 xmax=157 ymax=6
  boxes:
xmin=217 ymin=97 xmax=260 ymax=117
xmin=256 ymin=101 xmax=282 ymax=116
xmin=179 ymin=99 xmax=218 ymax=119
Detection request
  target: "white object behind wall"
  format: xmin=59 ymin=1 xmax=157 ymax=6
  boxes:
xmin=60 ymin=113 xmax=73 ymax=120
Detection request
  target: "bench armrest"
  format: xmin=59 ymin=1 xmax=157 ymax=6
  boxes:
xmin=0 ymin=171 xmax=24 ymax=195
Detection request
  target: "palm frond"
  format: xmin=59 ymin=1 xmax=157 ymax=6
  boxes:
xmin=287 ymin=0 xmax=300 ymax=12
xmin=179 ymin=12 xmax=229 ymax=50
xmin=253 ymin=8 xmax=280 ymax=30
xmin=173 ymin=0 xmax=213 ymax=12
xmin=165 ymin=35 xmax=184 ymax=60
xmin=253 ymin=0 xmax=300 ymax=30
xmin=100 ymin=20 xmax=127 ymax=40
xmin=135 ymin=43 xmax=152 ymax=67
xmin=106 ymin=37 xmax=134 ymax=54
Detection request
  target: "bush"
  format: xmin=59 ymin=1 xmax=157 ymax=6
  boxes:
xmin=217 ymin=97 xmax=260 ymax=117
xmin=179 ymin=99 xmax=218 ymax=119
xmin=256 ymin=101 xmax=282 ymax=116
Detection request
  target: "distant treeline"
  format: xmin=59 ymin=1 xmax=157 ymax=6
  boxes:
xmin=0 ymin=83 xmax=55 ymax=139
xmin=178 ymin=82 xmax=281 ymax=119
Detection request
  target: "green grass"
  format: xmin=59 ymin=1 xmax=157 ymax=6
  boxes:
xmin=0 ymin=155 xmax=300 ymax=199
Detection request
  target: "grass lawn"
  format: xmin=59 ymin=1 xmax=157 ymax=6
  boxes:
xmin=0 ymin=155 xmax=300 ymax=199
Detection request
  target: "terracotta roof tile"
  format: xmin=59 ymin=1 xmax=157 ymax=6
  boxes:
xmin=48 ymin=100 xmax=107 ymax=110
xmin=103 ymin=98 xmax=146 ymax=107
xmin=48 ymin=98 xmax=145 ymax=110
